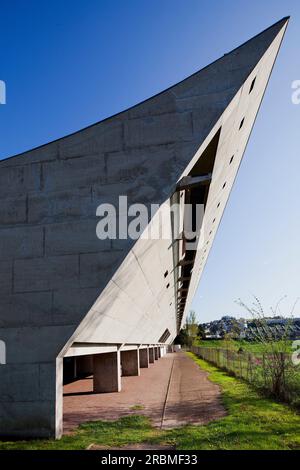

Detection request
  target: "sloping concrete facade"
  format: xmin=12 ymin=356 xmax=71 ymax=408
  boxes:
xmin=0 ymin=18 xmax=288 ymax=438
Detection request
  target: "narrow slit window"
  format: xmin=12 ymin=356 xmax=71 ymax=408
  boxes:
xmin=239 ymin=118 xmax=245 ymax=130
xmin=164 ymin=270 xmax=168 ymax=278
xmin=229 ymin=155 xmax=234 ymax=164
xmin=249 ymin=77 xmax=256 ymax=93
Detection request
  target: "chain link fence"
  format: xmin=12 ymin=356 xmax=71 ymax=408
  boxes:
xmin=190 ymin=346 xmax=300 ymax=406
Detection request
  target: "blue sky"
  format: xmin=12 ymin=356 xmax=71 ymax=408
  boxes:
xmin=0 ymin=1 xmax=299 ymax=322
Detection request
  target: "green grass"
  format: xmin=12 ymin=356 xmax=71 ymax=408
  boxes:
xmin=196 ymin=339 xmax=294 ymax=353
xmin=0 ymin=352 xmax=299 ymax=450
xmin=0 ymin=415 xmax=159 ymax=450
xmin=130 ymin=404 xmax=144 ymax=411
xmin=179 ymin=353 xmax=300 ymax=449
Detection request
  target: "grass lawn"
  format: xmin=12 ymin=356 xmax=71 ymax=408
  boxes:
xmin=0 ymin=352 xmax=299 ymax=450
xmin=196 ymin=339 xmax=294 ymax=353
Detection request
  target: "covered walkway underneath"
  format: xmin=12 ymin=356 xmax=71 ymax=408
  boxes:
xmin=63 ymin=352 xmax=226 ymax=434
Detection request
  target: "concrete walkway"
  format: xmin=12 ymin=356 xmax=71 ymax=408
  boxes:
xmin=63 ymin=352 xmax=226 ymax=434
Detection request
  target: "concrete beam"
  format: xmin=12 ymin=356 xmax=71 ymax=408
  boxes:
xmin=93 ymin=351 xmax=121 ymax=393
xmin=139 ymin=347 xmax=149 ymax=368
xmin=65 ymin=345 xmax=118 ymax=357
xmin=121 ymin=349 xmax=140 ymax=376
xmin=65 ymin=343 xmax=148 ymax=357
xmin=176 ymin=173 xmax=212 ymax=191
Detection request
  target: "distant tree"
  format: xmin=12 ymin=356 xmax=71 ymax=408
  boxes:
xmin=227 ymin=319 xmax=242 ymax=339
xmin=218 ymin=324 xmax=226 ymax=338
xmin=197 ymin=324 xmax=206 ymax=340
xmin=237 ymin=295 xmax=298 ymax=400
xmin=174 ymin=329 xmax=188 ymax=346
xmin=210 ymin=323 xmax=219 ymax=336
xmin=184 ymin=310 xmax=199 ymax=347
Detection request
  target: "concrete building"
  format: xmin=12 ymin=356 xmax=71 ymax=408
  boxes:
xmin=0 ymin=18 xmax=288 ymax=438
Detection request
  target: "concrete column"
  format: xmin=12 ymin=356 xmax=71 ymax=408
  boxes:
xmin=74 ymin=357 xmax=77 ymax=377
xmin=121 ymin=349 xmax=140 ymax=376
xmin=56 ymin=358 xmax=63 ymax=439
xmin=139 ymin=348 xmax=149 ymax=368
xmin=148 ymin=347 xmax=155 ymax=363
xmin=160 ymin=346 xmax=164 ymax=357
xmin=154 ymin=347 xmax=159 ymax=360
xmin=93 ymin=351 xmax=121 ymax=393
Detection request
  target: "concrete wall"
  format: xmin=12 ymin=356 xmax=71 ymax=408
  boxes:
xmin=0 ymin=18 xmax=288 ymax=437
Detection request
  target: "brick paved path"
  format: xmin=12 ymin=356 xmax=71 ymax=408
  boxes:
xmin=63 ymin=352 xmax=226 ymax=434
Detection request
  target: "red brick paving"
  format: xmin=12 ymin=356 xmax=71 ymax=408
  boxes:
xmin=162 ymin=352 xmax=226 ymax=428
xmin=63 ymin=352 xmax=226 ymax=434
